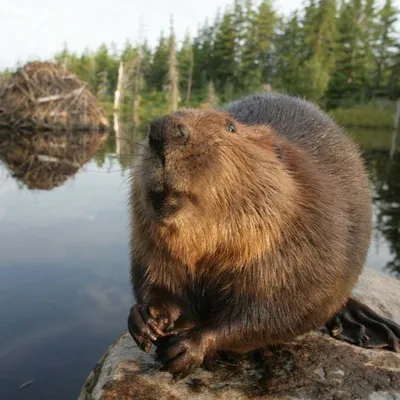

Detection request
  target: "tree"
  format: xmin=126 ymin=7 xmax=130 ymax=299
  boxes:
xmin=233 ymin=0 xmax=246 ymax=66
xmin=360 ymin=0 xmax=378 ymax=98
xmin=299 ymin=0 xmax=338 ymax=102
xmin=45 ymin=0 xmax=400 ymax=110
xmin=121 ymin=40 xmax=137 ymax=62
xmin=373 ymin=0 xmax=398 ymax=92
xmin=327 ymin=0 xmax=367 ymax=107
xmin=54 ymin=43 xmax=76 ymax=70
xmin=178 ymin=32 xmax=194 ymax=103
xmin=93 ymin=44 xmax=112 ymax=98
xmin=147 ymin=33 xmax=169 ymax=91
xmin=236 ymin=0 xmax=262 ymax=92
xmin=139 ymin=40 xmax=153 ymax=91
xmin=275 ymin=12 xmax=304 ymax=94
xmin=168 ymin=19 xmax=179 ymax=112
xmin=193 ymin=19 xmax=216 ymax=96
xmin=97 ymin=70 xmax=109 ymax=101
xmin=212 ymin=10 xmax=237 ymax=98
xmin=75 ymin=48 xmax=96 ymax=92
xmin=255 ymin=0 xmax=277 ymax=85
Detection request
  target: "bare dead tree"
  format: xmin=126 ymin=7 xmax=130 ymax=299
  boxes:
xmin=114 ymin=61 xmax=124 ymax=112
xmin=132 ymin=53 xmax=142 ymax=128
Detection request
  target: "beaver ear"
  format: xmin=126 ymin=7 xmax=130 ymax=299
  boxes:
xmin=226 ymin=120 xmax=237 ymax=133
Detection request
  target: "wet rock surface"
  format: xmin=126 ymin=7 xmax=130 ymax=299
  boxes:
xmin=78 ymin=268 xmax=400 ymax=400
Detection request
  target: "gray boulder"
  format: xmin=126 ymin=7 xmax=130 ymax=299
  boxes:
xmin=78 ymin=268 xmax=400 ymax=400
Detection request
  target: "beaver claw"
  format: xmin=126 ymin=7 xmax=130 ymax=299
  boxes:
xmin=324 ymin=298 xmax=400 ymax=352
xmin=128 ymin=304 xmax=169 ymax=352
xmin=155 ymin=333 xmax=206 ymax=380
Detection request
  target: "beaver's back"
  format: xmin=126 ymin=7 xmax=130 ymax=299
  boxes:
xmin=223 ymin=93 xmax=372 ymax=278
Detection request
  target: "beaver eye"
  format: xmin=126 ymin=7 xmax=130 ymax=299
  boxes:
xmin=226 ymin=121 xmax=236 ymax=133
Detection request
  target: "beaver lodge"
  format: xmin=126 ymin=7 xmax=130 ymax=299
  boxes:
xmin=0 ymin=129 xmax=108 ymax=190
xmin=0 ymin=62 xmax=109 ymax=132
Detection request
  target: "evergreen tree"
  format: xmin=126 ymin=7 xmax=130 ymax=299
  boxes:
xmin=360 ymin=0 xmax=378 ymax=97
xmin=168 ymin=20 xmax=179 ymax=112
xmin=107 ymin=42 xmax=120 ymax=94
xmin=233 ymin=0 xmax=246 ymax=66
xmin=212 ymin=10 xmax=237 ymax=97
xmin=255 ymin=0 xmax=277 ymax=85
xmin=54 ymin=43 xmax=76 ymax=70
xmin=93 ymin=44 xmax=112 ymax=97
xmin=327 ymin=0 xmax=366 ymax=107
xmin=43 ymin=0 xmax=400 ymax=109
xmin=236 ymin=0 xmax=262 ymax=92
xmin=299 ymin=0 xmax=338 ymax=102
xmin=373 ymin=0 xmax=398 ymax=93
xmin=178 ymin=32 xmax=194 ymax=103
xmin=140 ymin=40 xmax=153 ymax=91
xmin=275 ymin=12 xmax=304 ymax=94
xmin=76 ymin=48 xmax=96 ymax=92
xmin=193 ymin=18 xmax=217 ymax=95
xmin=147 ymin=33 xmax=169 ymax=91
xmin=121 ymin=40 xmax=138 ymax=62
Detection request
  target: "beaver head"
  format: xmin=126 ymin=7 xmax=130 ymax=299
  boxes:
xmin=132 ymin=109 xmax=300 ymax=266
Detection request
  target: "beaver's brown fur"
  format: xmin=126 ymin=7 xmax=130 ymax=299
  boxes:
xmin=128 ymin=93 xmax=399 ymax=379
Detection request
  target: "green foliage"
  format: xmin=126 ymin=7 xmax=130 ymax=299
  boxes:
xmin=147 ymin=33 xmax=169 ymax=91
xmin=373 ymin=0 xmax=398 ymax=91
xmin=212 ymin=10 xmax=237 ymax=98
xmin=178 ymin=32 xmax=194 ymax=102
xmin=327 ymin=0 xmax=370 ymax=107
xmin=255 ymin=0 xmax=277 ymax=85
xmin=192 ymin=19 xmax=215 ymax=96
xmin=17 ymin=0 xmax=398 ymax=119
xmin=274 ymin=13 xmax=304 ymax=95
xmin=330 ymin=102 xmax=396 ymax=128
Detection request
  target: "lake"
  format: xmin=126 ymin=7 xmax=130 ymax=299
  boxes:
xmin=0 ymin=126 xmax=399 ymax=400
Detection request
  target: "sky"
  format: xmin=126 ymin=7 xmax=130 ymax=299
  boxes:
xmin=0 ymin=0 xmax=302 ymax=69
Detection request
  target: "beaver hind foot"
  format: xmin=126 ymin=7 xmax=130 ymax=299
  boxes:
xmin=324 ymin=297 xmax=400 ymax=352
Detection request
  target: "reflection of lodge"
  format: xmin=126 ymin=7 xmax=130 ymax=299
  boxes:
xmin=0 ymin=130 xmax=108 ymax=190
xmin=363 ymin=148 xmax=400 ymax=278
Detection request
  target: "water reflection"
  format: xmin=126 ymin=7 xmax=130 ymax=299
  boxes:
xmin=0 ymin=128 xmax=130 ymax=400
xmin=113 ymin=117 xmax=142 ymax=168
xmin=364 ymin=149 xmax=400 ymax=278
xmin=0 ymin=129 xmax=108 ymax=190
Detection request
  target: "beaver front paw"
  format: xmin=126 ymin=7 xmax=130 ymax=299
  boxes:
xmin=128 ymin=304 xmax=169 ymax=352
xmin=155 ymin=331 xmax=208 ymax=380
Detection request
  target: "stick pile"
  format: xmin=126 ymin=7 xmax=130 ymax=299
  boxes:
xmin=0 ymin=62 xmax=109 ymax=131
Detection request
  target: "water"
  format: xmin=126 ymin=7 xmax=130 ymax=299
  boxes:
xmin=0 ymin=128 xmax=398 ymax=400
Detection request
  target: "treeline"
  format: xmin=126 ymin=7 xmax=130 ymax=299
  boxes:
xmin=5 ymin=0 xmax=400 ymax=124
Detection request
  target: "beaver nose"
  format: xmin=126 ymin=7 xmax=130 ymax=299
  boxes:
xmin=148 ymin=116 xmax=190 ymax=158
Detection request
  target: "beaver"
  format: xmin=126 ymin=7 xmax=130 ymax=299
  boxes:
xmin=128 ymin=93 xmax=400 ymax=380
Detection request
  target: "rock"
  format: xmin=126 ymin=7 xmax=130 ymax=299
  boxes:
xmin=78 ymin=268 xmax=400 ymax=400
